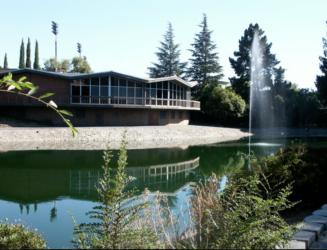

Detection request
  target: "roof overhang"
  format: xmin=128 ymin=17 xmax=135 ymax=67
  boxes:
xmin=0 ymin=69 xmax=198 ymax=88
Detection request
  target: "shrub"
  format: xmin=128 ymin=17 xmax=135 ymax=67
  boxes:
xmin=181 ymin=174 xmax=295 ymax=249
xmin=0 ymin=222 xmax=47 ymax=249
xmin=73 ymin=134 xmax=161 ymax=249
xmin=252 ymin=143 xmax=327 ymax=209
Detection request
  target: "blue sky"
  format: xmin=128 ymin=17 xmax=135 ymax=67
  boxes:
xmin=1 ymin=0 xmax=326 ymax=89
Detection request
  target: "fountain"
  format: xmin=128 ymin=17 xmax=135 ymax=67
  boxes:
xmin=248 ymin=32 xmax=275 ymax=164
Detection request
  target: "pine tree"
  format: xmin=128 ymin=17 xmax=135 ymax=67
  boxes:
xmin=316 ymin=21 xmax=327 ymax=106
xmin=19 ymin=39 xmax=25 ymax=69
xmin=3 ymin=53 xmax=8 ymax=69
xmin=187 ymin=14 xmax=224 ymax=89
xmin=148 ymin=23 xmax=187 ymax=78
xmin=33 ymin=40 xmax=40 ymax=70
xmin=26 ymin=38 xmax=31 ymax=68
xmin=229 ymin=23 xmax=279 ymax=102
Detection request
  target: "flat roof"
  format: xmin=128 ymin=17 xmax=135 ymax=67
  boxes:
xmin=0 ymin=68 xmax=198 ymax=88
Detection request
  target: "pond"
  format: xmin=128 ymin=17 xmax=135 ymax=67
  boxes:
xmin=0 ymin=137 xmax=327 ymax=248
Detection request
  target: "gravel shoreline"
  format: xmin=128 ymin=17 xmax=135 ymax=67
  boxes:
xmin=0 ymin=125 xmax=250 ymax=151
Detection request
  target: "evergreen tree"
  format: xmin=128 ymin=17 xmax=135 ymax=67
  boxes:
xmin=229 ymin=23 xmax=279 ymax=102
xmin=187 ymin=14 xmax=224 ymax=91
xmin=316 ymin=21 xmax=327 ymax=106
xmin=19 ymin=39 xmax=25 ymax=69
xmin=273 ymin=66 xmax=292 ymax=97
xmin=3 ymin=53 xmax=8 ymax=69
xmin=148 ymin=23 xmax=187 ymax=78
xmin=26 ymin=38 xmax=31 ymax=68
xmin=33 ymin=40 xmax=40 ymax=70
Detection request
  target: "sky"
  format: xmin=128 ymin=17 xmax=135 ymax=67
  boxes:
xmin=1 ymin=0 xmax=326 ymax=89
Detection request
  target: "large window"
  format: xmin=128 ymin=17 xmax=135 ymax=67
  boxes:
xmin=70 ymin=76 xmax=190 ymax=106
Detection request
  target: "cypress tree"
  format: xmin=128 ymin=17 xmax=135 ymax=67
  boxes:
xmin=19 ymin=39 xmax=25 ymax=69
xmin=229 ymin=23 xmax=279 ymax=102
xmin=4 ymin=53 xmax=8 ymax=69
xmin=316 ymin=21 xmax=327 ymax=106
xmin=187 ymin=14 xmax=224 ymax=89
xmin=33 ymin=40 xmax=40 ymax=70
xmin=26 ymin=38 xmax=31 ymax=68
xmin=148 ymin=23 xmax=187 ymax=78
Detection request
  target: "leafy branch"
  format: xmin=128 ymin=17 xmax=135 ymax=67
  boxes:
xmin=0 ymin=73 xmax=78 ymax=136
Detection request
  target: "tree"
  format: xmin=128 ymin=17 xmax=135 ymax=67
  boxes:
xmin=70 ymin=56 xmax=91 ymax=73
xmin=33 ymin=40 xmax=40 ymax=70
xmin=187 ymin=14 xmax=223 ymax=96
xmin=202 ymin=84 xmax=246 ymax=124
xmin=19 ymin=39 xmax=25 ymax=69
xmin=148 ymin=23 xmax=187 ymax=78
xmin=26 ymin=38 xmax=31 ymax=68
xmin=43 ymin=58 xmax=70 ymax=72
xmin=229 ymin=23 xmax=279 ymax=102
xmin=3 ymin=53 xmax=8 ymax=69
xmin=316 ymin=21 xmax=327 ymax=106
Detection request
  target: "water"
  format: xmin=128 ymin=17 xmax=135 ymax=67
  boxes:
xmin=0 ymin=138 xmax=326 ymax=248
xmin=249 ymin=32 xmax=277 ymax=166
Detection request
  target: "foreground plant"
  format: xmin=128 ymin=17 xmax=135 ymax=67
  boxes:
xmin=73 ymin=134 xmax=160 ymax=249
xmin=0 ymin=73 xmax=77 ymax=136
xmin=180 ymin=173 xmax=295 ymax=249
xmin=0 ymin=221 xmax=47 ymax=249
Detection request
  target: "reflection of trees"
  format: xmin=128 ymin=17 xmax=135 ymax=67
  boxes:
xmin=50 ymin=201 xmax=57 ymax=222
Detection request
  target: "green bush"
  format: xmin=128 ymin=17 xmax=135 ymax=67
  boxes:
xmin=73 ymin=134 xmax=161 ymax=249
xmin=0 ymin=222 xmax=47 ymax=249
xmin=202 ymin=85 xmax=246 ymax=124
xmin=180 ymin=174 xmax=295 ymax=249
xmin=252 ymin=143 xmax=327 ymax=209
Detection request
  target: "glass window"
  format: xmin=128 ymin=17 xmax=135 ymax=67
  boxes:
xmin=136 ymin=82 xmax=143 ymax=88
xmin=119 ymin=87 xmax=127 ymax=97
xmin=111 ymin=87 xmax=118 ymax=97
xmin=163 ymin=81 xmax=168 ymax=89
xmin=100 ymin=77 xmax=108 ymax=86
xmin=128 ymin=81 xmax=135 ymax=88
xmin=91 ymin=77 xmax=99 ymax=85
xmin=128 ymin=87 xmax=134 ymax=97
xmin=119 ymin=79 xmax=127 ymax=87
xmin=157 ymin=89 xmax=162 ymax=98
xmin=157 ymin=82 xmax=162 ymax=89
xmin=100 ymin=86 xmax=108 ymax=96
xmin=163 ymin=89 xmax=168 ymax=99
xmin=136 ymin=88 xmax=143 ymax=98
xmin=91 ymin=86 xmax=99 ymax=96
xmin=72 ymin=85 xmax=80 ymax=96
xmin=111 ymin=77 xmax=118 ymax=86
xmin=151 ymin=89 xmax=156 ymax=98
xmin=81 ymin=78 xmax=89 ymax=86
xmin=81 ymin=86 xmax=90 ymax=96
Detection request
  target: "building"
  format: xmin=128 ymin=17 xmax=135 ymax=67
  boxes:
xmin=0 ymin=69 xmax=200 ymax=126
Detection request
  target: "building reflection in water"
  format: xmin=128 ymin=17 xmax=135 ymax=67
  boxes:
xmin=0 ymin=156 xmax=200 ymax=215
xmin=69 ymin=157 xmax=200 ymax=196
